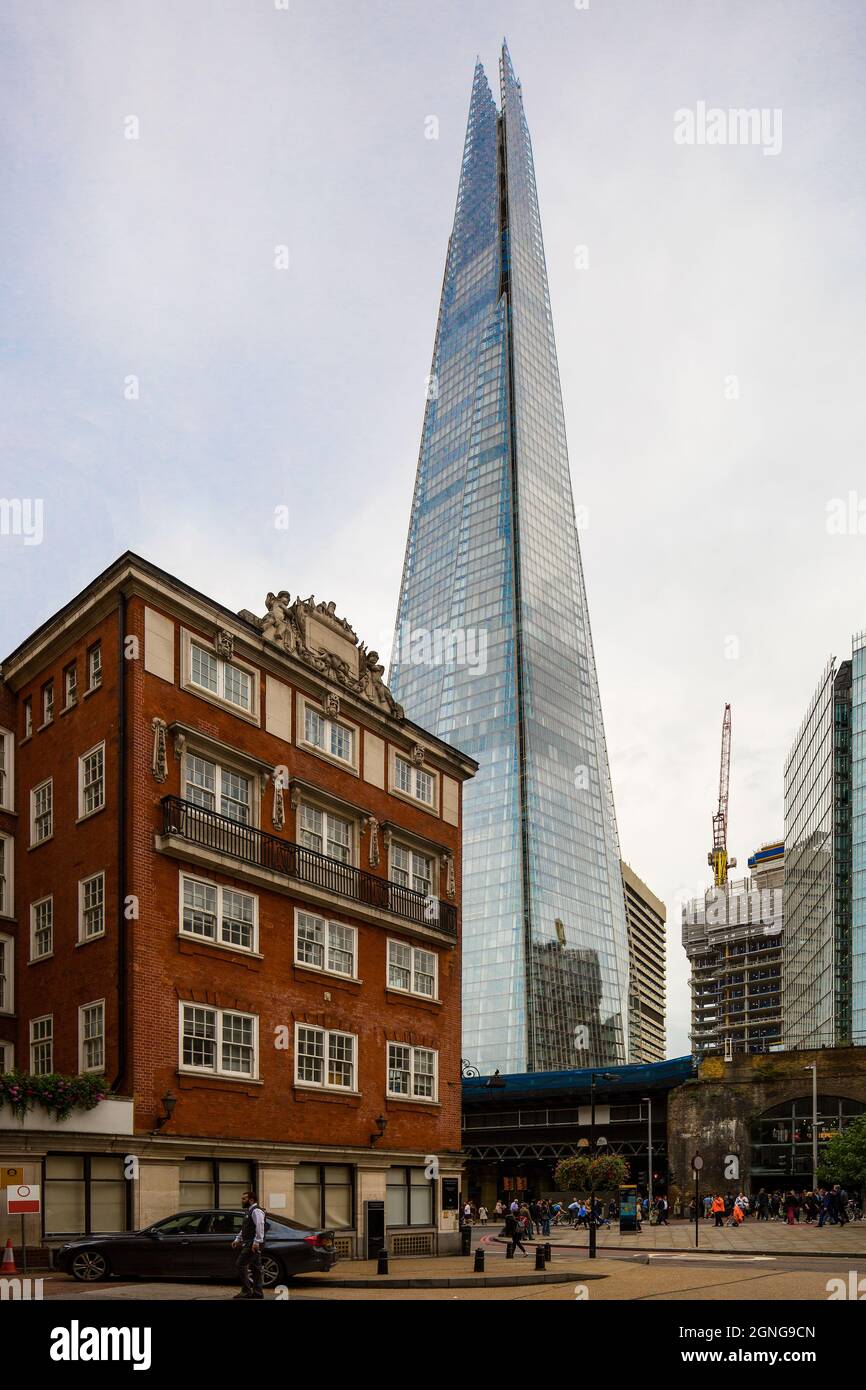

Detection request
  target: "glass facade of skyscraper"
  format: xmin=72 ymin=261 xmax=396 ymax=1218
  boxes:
xmin=390 ymin=46 xmax=629 ymax=1073
xmin=783 ymin=659 xmax=854 ymax=1046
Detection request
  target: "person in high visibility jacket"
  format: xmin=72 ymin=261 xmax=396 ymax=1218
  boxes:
xmin=711 ymin=1195 xmax=725 ymax=1228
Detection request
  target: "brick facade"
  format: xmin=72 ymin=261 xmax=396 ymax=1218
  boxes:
xmin=0 ymin=554 xmax=475 ymax=1257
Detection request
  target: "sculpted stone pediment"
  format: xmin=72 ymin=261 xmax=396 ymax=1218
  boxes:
xmin=256 ymin=590 xmax=404 ymax=721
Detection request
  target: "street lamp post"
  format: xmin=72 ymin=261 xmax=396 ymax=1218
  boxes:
xmin=804 ymin=1062 xmax=818 ymax=1186
xmin=642 ymin=1094 xmax=653 ymax=1215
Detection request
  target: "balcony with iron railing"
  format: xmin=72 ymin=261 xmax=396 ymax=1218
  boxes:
xmin=158 ymin=795 xmax=457 ymax=941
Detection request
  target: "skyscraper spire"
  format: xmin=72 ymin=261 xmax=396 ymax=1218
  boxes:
xmin=391 ymin=48 xmax=629 ymax=1074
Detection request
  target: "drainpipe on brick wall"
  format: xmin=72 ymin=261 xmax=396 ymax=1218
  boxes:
xmin=111 ymin=592 xmax=127 ymax=1092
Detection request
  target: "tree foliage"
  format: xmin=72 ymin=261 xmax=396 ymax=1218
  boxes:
xmin=554 ymin=1154 xmax=629 ymax=1192
xmin=816 ymin=1115 xmax=866 ymax=1188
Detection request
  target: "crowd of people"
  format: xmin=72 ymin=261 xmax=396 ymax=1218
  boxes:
xmin=697 ymin=1186 xmax=862 ymax=1226
xmin=460 ymin=1185 xmax=862 ymax=1247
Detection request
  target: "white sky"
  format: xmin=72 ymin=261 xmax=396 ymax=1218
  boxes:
xmin=3 ymin=0 xmax=865 ymax=1058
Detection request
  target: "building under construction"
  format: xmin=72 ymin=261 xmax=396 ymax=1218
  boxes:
xmin=682 ymin=842 xmax=785 ymax=1055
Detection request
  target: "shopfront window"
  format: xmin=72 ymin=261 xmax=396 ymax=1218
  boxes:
xmin=178 ymin=1158 xmax=255 ymax=1210
xmin=385 ymin=1166 xmax=433 ymax=1228
xmin=293 ymin=1163 xmax=353 ymax=1230
xmin=44 ymin=1154 xmax=129 ymax=1236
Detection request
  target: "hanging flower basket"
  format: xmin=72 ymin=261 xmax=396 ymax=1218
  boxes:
xmin=0 ymin=1071 xmax=109 ymax=1123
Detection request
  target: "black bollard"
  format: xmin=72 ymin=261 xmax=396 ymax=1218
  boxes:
xmin=377 ymin=1248 xmax=389 ymax=1276
xmin=460 ymin=1223 xmax=472 ymax=1256
xmin=544 ymin=1242 xmax=552 ymax=1263
xmin=473 ymin=1246 xmax=485 ymax=1273
xmin=534 ymin=1244 xmax=546 ymax=1271
xmin=505 ymin=1241 xmax=514 ymax=1260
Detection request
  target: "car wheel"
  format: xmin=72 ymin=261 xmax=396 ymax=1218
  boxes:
xmin=70 ymin=1250 xmax=111 ymax=1282
xmin=260 ymin=1255 xmax=283 ymax=1288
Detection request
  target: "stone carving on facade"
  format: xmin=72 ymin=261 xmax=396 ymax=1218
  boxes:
xmin=272 ymin=770 xmax=285 ymax=830
xmin=323 ymin=691 xmax=340 ymax=718
xmin=256 ymin=591 xmax=405 ymax=721
xmin=410 ymin=743 xmax=426 ymax=767
xmin=214 ymin=628 xmax=234 ymax=661
xmin=443 ymin=850 xmax=456 ymax=900
xmin=364 ymin=816 xmax=380 ymax=868
xmin=151 ymin=718 xmax=168 ymax=783
xmin=290 ymin=785 xmax=301 ymax=812
xmin=173 ymin=729 xmax=186 ymax=762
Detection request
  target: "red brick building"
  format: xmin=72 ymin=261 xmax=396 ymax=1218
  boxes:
xmin=0 ymin=554 xmax=475 ymax=1257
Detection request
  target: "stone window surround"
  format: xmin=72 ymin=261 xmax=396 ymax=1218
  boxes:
xmin=179 ymin=626 xmax=261 ymax=727
xmin=296 ymin=693 xmax=360 ymax=777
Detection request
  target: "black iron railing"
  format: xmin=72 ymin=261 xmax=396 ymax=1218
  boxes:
xmin=161 ymin=795 xmax=457 ymax=938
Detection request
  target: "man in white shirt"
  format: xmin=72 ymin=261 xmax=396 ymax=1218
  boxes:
xmin=232 ymin=1191 xmax=266 ymax=1299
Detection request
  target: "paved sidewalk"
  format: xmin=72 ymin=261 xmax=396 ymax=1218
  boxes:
xmin=494 ymin=1217 xmax=866 ymax=1257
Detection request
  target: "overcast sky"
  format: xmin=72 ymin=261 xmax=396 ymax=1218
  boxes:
xmin=3 ymin=0 xmax=865 ymax=1058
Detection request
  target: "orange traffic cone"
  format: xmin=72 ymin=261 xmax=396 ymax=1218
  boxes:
xmin=1 ymin=1238 xmax=16 ymax=1275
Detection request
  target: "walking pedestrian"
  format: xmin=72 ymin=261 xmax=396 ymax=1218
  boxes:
xmin=231 ymin=1190 xmax=266 ymax=1300
xmin=711 ymin=1194 xmax=725 ymax=1228
xmin=504 ymin=1209 xmax=528 ymax=1257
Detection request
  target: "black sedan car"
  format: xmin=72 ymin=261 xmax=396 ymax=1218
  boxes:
xmin=57 ymin=1209 xmax=338 ymax=1286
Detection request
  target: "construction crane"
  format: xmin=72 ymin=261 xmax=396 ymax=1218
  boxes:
xmin=708 ymin=703 xmax=737 ymax=888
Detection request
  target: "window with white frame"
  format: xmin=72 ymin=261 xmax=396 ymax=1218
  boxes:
xmin=184 ymin=753 xmax=253 ymax=824
xmin=294 ymin=911 xmax=356 ymax=976
xmin=294 ymin=1024 xmax=356 ymax=1090
xmin=302 ymin=705 xmax=355 ymax=765
xmin=394 ymin=754 xmax=434 ymax=806
xmin=79 ymin=743 xmax=105 ymax=817
xmin=387 ymin=1042 xmax=438 ymax=1101
xmin=30 ymin=1015 xmax=53 ymax=1074
xmin=181 ymin=874 xmax=257 ymax=952
xmin=0 ymin=728 xmax=12 ymax=809
xmin=64 ymin=663 xmax=77 ymax=708
xmin=79 ymin=1001 xmax=105 ymax=1072
xmin=188 ymin=638 xmax=253 ymax=714
xmin=31 ymin=778 xmax=53 ymax=844
xmin=42 ymin=681 xmax=54 ymax=726
xmin=0 ymin=1040 xmax=12 ymax=1070
xmin=390 ymin=842 xmax=434 ymax=897
xmin=0 ymin=834 xmax=11 ymax=917
xmin=23 ymin=697 xmax=32 ymax=739
xmin=87 ymin=642 xmax=102 ymax=690
xmin=180 ymin=1003 xmax=257 ymax=1078
xmin=31 ymin=897 xmax=53 ymax=960
xmin=79 ymin=873 xmax=105 ymax=940
xmin=0 ymin=935 xmax=12 ymax=1013
xmin=299 ymin=802 xmax=352 ymax=863
xmin=387 ymin=940 xmax=437 ymax=999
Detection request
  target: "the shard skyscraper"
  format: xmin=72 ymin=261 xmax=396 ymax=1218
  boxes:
xmin=390 ymin=44 xmax=629 ymax=1074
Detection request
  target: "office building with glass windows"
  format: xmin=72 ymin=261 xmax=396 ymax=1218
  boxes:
xmin=783 ymin=654 xmax=864 ymax=1047
xmin=390 ymin=44 xmax=629 ymax=1074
